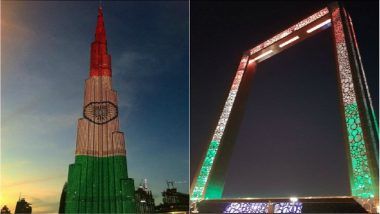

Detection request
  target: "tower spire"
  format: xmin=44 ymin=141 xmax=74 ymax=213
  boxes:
xmin=95 ymin=4 xmax=106 ymax=42
xmin=90 ymin=5 xmax=112 ymax=77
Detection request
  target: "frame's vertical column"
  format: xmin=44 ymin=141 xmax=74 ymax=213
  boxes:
xmin=329 ymin=2 xmax=378 ymax=202
xmin=204 ymin=58 xmax=257 ymax=200
xmin=344 ymin=11 xmax=379 ymax=164
xmin=190 ymin=54 xmax=254 ymax=201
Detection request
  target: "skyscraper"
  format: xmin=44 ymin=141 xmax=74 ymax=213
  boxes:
xmin=155 ymin=181 xmax=189 ymax=213
xmin=63 ymin=6 xmax=136 ymax=213
xmin=14 ymin=198 xmax=32 ymax=214
xmin=1 ymin=205 xmax=11 ymax=214
xmin=135 ymin=179 xmax=155 ymax=213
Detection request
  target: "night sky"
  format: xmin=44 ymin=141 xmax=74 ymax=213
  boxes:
xmin=2 ymin=1 xmax=188 ymax=212
xmin=190 ymin=1 xmax=378 ymax=198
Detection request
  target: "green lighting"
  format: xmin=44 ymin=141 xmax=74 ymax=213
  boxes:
xmin=65 ymin=155 xmax=136 ymax=213
xmin=191 ymin=6 xmax=378 ymax=204
xmin=204 ymin=182 xmax=223 ymax=199
xmin=191 ymin=140 xmax=220 ymax=201
xmin=344 ymin=103 xmax=375 ymax=198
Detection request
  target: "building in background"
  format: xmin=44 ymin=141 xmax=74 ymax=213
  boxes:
xmin=62 ymin=5 xmax=135 ymax=213
xmin=14 ymin=198 xmax=31 ymax=214
xmin=155 ymin=181 xmax=189 ymax=213
xmin=135 ymin=179 xmax=155 ymax=213
xmin=58 ymin=183 xmax=67 ymax=213
xmin=1 ymin=205 xmax=11 ymax=214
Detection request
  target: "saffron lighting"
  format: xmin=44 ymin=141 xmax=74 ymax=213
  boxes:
xmin=306 ymin=19 xmax=331 ymax=33
xmin=332 ymin=7 xmax=374 ymax=198
xmin=190 ymin=55 xmax=249 ymax=201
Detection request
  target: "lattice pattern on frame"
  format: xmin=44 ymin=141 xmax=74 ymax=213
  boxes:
xmin=332 ymin=7 xmax=374 ymax=198
xmin=191 ymin=55 xmax=249 ymax=201
xmin=224 ymin=202 xmax=269 ymax=213
xmin=223 ymin=202 xmax=303 ymax=213
xmin=347 ymin=12 xmax=379 ymax=134
xmin=274 ymin=202 xmax=302 ymax=213
xmin=249 ymin=8 xmax=329 ymax=55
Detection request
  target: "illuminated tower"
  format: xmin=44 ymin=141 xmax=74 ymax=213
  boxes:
xmin=63 ymin=6 xmax=136 ymax=213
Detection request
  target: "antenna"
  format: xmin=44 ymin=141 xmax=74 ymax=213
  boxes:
xmin=143 ymin=178 xmax=148 ymax=190
xmin=166 ymin=180 xmax=175 ymax=189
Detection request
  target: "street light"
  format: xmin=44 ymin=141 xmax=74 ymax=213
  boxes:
xmin=290 ymin=197 xmax=298 ymax=203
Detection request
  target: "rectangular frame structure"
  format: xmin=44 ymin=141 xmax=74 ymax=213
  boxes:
xmin=190 ymin=2 xmax=378 ymax=212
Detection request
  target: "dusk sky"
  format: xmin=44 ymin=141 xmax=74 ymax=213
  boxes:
xmin=191 ymin=1 xmax=378 ymax=198
xmin=1 ymin=1 xmax=188 ymax=212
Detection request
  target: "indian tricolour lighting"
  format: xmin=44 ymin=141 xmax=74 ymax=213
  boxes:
xmin=279 ymin=36 xmax=300 ymax=48
xmin=306 ymin=19 xmax=331 ymax=33
xmin=190 ymin=55 xmax=249 ymax=201
xmin=252 ymin=50 xmax=273 ymax=62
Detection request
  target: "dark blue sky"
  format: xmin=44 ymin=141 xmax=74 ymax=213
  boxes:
xmin=191 ymin=1 xmax=378 ymax=198
xmin=2 ymin=1 xmax=188 ymax=212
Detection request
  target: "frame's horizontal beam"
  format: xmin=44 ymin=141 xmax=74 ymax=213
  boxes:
xmin=248 ymin=8 xmax=331 ymax=64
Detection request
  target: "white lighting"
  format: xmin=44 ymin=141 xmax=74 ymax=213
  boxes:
xmin=248 ymin=59 xmax=255 ymax=64
xmin=306 ymin=19 xmax=331 ymax=33
xmin=279 ymin=36 xmax=300 ymax=48
xmin=289 ymin=197 xmax=298 ymax=203
xmin=252 ymin=50 xmax=273 ymax=62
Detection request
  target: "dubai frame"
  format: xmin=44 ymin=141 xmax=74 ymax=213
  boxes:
xmin=191 ymin=2 xmax=378 ymax=213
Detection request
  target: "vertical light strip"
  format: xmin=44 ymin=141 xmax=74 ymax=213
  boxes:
xmin=190 ymin=55 xmax=249 ymax=201
xmin=332 ymin=7 xmax=374 ymax=199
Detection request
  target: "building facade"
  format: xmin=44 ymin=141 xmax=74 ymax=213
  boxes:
xmin=135 ymin=179 xmax=155 ymax=213
xmin=1 ymin=205 xmax=11 ymax=214
xmin=58 ymin=183 xmax=67 ymax=213
xmin=63 ymin=6 xmax=136 ymax=213
xmin=155 ymin=182 xmax=189 ymax=213
xmin=14 ymin=198 xmax=32 ymax=214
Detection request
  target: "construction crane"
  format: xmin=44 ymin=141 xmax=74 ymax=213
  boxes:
xmin=166 ymin=180 xmax=187 ymax=189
